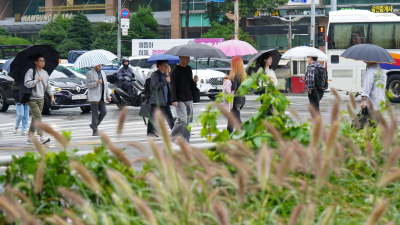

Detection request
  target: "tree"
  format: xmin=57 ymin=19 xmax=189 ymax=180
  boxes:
xmin=201 ymin=22 xmax=255 ymax=47
xmin=0 ymin=27 xmax=11 ymax=37
xmin=94 ymin=21 xmax=114 ymax=37
xmin=219 ymin=0 xmax=287 ymax=31
xmin=205 ymin=3 xmax=223 ymax=25
xmin=56 ymin=39 xmax=81 ymax=58
xmin=37 ymin=21 xmax=66 ymax=48
xmin=65 ymin=12 xmax=94 ymax=50
xmin=130 ymin=6 xmax=159 ymax=39
xmin=91 ymin=31 xmax=129 ymax=56
xmin=54 ymin=13 xmax=72 ymax=31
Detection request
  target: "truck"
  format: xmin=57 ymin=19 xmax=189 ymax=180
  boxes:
xmin=68 ymin=50 xmax=120 ymax=75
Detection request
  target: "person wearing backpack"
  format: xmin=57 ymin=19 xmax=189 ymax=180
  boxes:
xmin=146 ymin=60 xmax=174 ymax=138
xmin=305 ymin=55 xmax=328 ymax=113
xmin=227 ymin=57 xmax=247 ymax=133
xmin=12 ymin=80 xmax=29 ymax=135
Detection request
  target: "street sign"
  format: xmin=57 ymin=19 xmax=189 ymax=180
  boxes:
xmin=121 ymin=9 xmax=129 ymax=18
xmin=122 ymin=29 xmax=128 ymax=36
xmin=121 ymin=19 xmax=129 ymax=29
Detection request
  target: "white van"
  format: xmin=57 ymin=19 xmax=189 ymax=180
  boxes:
xmin=129 ymin=56 xmax=225 ymax=100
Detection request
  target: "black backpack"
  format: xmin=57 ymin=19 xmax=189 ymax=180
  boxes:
xmin=314 ymin=67 xmax=328 ymax=91
xmin=144 ymin=71 xmax=161 ymax=101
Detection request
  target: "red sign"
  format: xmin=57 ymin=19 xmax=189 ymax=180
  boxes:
xmin=121 ymin=9 xmax=129 ymax=18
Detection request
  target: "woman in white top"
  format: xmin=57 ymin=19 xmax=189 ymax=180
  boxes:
xmin=256 ymin=53 xmax=278 ymax=116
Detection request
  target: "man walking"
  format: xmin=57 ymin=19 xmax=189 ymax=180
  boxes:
xmin=24 ymin=54 xmax=54 ymax=144
xmin=170 ymin=56 xmax=194 ymax=143
xmin=86 ymin=64 xmax=111 ymax=136
xmin=305 ymin=55 xmax=325 ymax=112
xmin=147 ymin=60 xmax=174 ymax=137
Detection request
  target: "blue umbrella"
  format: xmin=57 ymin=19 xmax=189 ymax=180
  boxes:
xmin=1 ymin=57 xmax=14 ymax=71
xmin=146 ymin=54 xmax=180 ymax=64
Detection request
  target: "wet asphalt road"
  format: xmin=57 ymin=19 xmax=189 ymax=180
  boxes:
xmin=0 ymin=92 xmax=399 ymax=161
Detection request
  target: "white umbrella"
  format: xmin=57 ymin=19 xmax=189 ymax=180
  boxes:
xmin=282 ymin=46 xmax=328 ymax=61
xmin=73 ymin=49 xmax=117 ymax=69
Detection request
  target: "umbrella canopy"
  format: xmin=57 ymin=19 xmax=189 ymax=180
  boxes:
xmin=246 ymin=49 xmax=282 ymax=75
xmin=146 ymin=54 xmax=180 ymax=64
xmin=73 ymin=49 xmax=117 ymax=69
xmin=10 ymin=45 xmax=59 ymax=82
xmin=165 ymin=43 xmax=227 ymax=58
xmin=340 ymin=44 xmax=395 ymax=63
xmin=1 ymin=57 xmax=14 ymax=71
xmin=215 ymin=40 xmax=258 ymax=57
xmin=282 ymin=46 xmax=328 ymax=61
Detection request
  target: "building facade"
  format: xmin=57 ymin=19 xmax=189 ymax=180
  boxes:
xmin=1 ymin=0 xmax=399 ymax=51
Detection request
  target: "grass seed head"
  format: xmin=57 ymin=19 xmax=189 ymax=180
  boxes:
xmin=35 ymin=121 xmax=68 ymax=149
xmin=215 ymin=102 xmax=241 ymax=132
xmin=109 ymin=145 xmax=131 ymax=168
xmin=382 ymin=147 xmax=400 ymax=175
xmin=289 ymin=204 xmax=303 ymax=225
xmin=63 ymin=208 xmax=84 ymax=225
xmin=311 ymin=116 xmax=322 ymax=150
xmin=331 ymin=99 xmax=340 ymax=124
xmin=177 ymin=137 xmax=192 ymax=161
xmin=308 ymin=103 xmax=318 ymax=119
xmin=320 ymin=206 xmax=335 ymax=225
xmin=34 ymin=159 xmax=45 ymax=194
xmin=106 ymin=169 xmax=134 ymax=199
xmin=117 ymin=106 xmax=127 ymax=135
xmin=126 ymin=141 xmax=147 ymax=153
xmin=349 ymin=92 xmax=357 ymax=109
xmin=364 ymin=199 xmax=389 ymax=225
xmin=69 ymin=161 xmax=102 ymax=193
xmin=131 ymin=195 xmax=158 ymax=225
xmin=45 ymin=215 xmax=69 ymax=225
xmin=237 ymin=170 xmax=246 ymax=203
xmin=212 ymin=201 xmax=230 ymax=225
xmin=0 ymin=196 xmax=22 ymax=223
xmin=304 ymin=202 xmax=316 ymax=225
xmin=378 ymin=170 xmax=400 ymax=188
xmin=257 ymin=145 xmax=273 ymax=191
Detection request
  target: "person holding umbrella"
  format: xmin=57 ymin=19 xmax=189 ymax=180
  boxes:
xmin=24 ymin=54 xmax=55 ymax=144
xmin=86 ymin=64 xmax=111 ymax=136
xmin=256 ymin=53 xmax=278 ymax=116
xmin=361 ymin=62 xmax=387 ymax=113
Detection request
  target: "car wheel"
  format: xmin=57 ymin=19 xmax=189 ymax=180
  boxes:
xmin=80 ymin=106 xmax=91 ymax=113
xmin=387 ymin=74 xmax=400 ymax=103
xmin=0 ymin=91 xmax=9 ymax=112
xmin=208 ymin=95 xmax=216 ymax=101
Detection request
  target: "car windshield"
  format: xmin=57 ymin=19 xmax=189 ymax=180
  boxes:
xmin=103 ymin=59 xmax=118 ymax=67
xmin=50 ymin=66 xmax=78 ymax=79
xmin=66 ymin=66 xmax=91 ymax=76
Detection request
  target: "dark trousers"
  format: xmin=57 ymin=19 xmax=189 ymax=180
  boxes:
xmin=227 ymin=97 xmax=245 ymax=133
xmin=90 ymin=102 xmax=107 ymax=132
xmin=147 ymin=104 xmax=174 ymax=134
xmin=260 ymin=100 xmax=273 ymax=116
xmin=121 ymin=83 xmax=135 ymax=99
xmin=308 ymin=89 xmax=324 ymax=112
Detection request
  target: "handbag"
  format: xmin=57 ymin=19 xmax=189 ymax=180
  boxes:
xmin=19 ymin=68 xmax=36 ymax=104
xmin=191 ymin=80 xmax=200 ymax=103
xmin=352 ymin=107 xmax=373 ymax=130
xmin=139 ymin=100 xmax=152 ymax=118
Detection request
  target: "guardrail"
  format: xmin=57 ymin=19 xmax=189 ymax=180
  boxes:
xmin=0 ymin=143 xmax=217 ymax=166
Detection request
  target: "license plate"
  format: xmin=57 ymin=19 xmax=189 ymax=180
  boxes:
xmin=72 ymin=95 xmax=87 ymax=100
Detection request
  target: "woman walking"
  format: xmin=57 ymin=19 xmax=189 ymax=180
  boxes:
xmin=12 ymin=80 xmax=29 ymax=135
xmin=227 ymin=56 xmax=247 ymax=133
xmin=256 ymin=53 xmax=278 ymax=116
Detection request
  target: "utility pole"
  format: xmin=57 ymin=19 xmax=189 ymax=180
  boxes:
xmin=280 ymin=16 xmax=302 ymax=50
xmin=331 ymin=0 xmax=337 ymax=11
xmin=310 ymin=0 xmax=315 ymax=47
xmin=117 ymin=0 xmax=121 ymax=63
xmin=234 ymin=0 xmax=239 ymax=40
xmin=288 ymin=15 xmax=292 ymax=49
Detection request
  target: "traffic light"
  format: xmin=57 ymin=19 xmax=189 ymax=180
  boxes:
xmin=318 ymin=26 xmax=325 ymax=46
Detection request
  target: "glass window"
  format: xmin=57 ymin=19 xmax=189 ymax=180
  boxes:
xmin=199 ymin=60 xmax=215 ymax=68
xmin=73 ymin=0 xmax=105 ymax=14
xmin=130 ymin=60 xmax=140 ymax=66
xmin=370 ymin=23 xmax=395 ymax=49
xmin=181 ymin=0 xmax=207 ymax=11
xmin=129 ymin=0 xmax=171 ymax=12
xmin=215 ymin=60 xmax=230 ymax=68
xmin=13 ymin=0 xmax=45 ymax=16
xmin=138 ymin=60 xmax=153 ymax=69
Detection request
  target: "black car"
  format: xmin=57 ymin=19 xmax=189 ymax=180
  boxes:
xmin=0 ymin=66 xmax=91 ymax=114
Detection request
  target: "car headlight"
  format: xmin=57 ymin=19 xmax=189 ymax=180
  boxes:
xmin=52 ymin=86 xmax=61 ymax=93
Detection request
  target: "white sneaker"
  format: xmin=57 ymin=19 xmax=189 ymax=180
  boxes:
xmin=40 ymin=137 xmax=51 ymax=145
xmin=13 ymin=126 xmax=17 ymax=134
xmin=21 ymin=130 xmax=28 ymax=136
xmin=26 ymin=138 xmax=34 ymax=145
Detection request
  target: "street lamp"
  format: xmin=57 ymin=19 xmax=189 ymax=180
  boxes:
xmin=279 ymin=16 xmax=303 ymax=50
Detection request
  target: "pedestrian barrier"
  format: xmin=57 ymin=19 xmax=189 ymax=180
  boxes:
xmin=0 ymin=143 xmax=217 ymax=166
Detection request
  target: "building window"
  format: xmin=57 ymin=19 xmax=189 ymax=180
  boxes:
xmin=73 ymin=0 xmax=106 ymax=14
xmin=182 ymin=0 xmax=213 ymax=11
xmin=130 ymin=0 xmax=171 ymax=12
xmin=13 ymin=0 xmax=45 ymax=16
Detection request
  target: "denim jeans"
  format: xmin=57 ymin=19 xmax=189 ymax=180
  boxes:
xmin=15 ymin=103 xmax=30 ymax=131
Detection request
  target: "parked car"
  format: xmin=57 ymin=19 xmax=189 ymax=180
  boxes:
xmin=0 ymin=65 xmax=91 ymax=114
xmin=128 ymin=55 xmax=153 ymax=77
xmin=197 ymin=58 xmax=232 ymax=75
xmin=68 ymin=50 xmax=120 ymax=74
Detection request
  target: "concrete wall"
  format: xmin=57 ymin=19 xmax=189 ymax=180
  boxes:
xmin=171 ymin=0 xmax=181 ymax=39
xmin=0 ymin=0 xmax=13 ymax=20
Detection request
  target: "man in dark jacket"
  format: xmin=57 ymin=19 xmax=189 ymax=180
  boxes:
xmin=305 ymin=55 xmax=324 ymax=112
xmin=117 ymin=57 xmax=135 ymax=99
xmin=147 ymin=60 xmax=174 ymax=137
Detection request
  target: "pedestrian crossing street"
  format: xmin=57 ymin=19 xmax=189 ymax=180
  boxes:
xmin=0 ymin=116 xmax=226 ymax=150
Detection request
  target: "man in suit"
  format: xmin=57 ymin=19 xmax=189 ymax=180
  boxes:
xmin=86 ymin=64 xmax=111 ymax=136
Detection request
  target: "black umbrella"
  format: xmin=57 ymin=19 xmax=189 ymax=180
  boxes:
xmin=340 ymin=44 xmax=395 ymax=63
xmin=246 ymin=49 xmax=281 ymax=76
xmin=165 ymin=43 xmax=227 ymax=58
xmin=10 ymin=45 xmax=59 ymax=83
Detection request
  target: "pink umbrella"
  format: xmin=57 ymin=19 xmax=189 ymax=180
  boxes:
xmin=215 ymin=40 xmax=258 ymax=57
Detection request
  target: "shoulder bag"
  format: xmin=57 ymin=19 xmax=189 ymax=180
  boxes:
xmin=19 ymin=68 xmax=36 ymax=104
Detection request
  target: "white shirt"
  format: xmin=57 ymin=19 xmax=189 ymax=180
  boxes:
xmin=361 ymin=64 xmax=387 ymax=110
xmin=257 ymin=67 xmax=278 ymax=88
